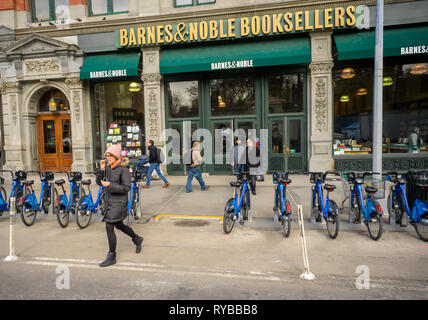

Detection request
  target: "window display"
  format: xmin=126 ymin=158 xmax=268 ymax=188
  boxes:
xmin=333 ymin=60 xmax=428 ymax=155
xmin=93 ymin=81 xmax=145 ymax=160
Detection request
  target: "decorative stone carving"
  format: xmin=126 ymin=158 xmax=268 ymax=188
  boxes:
xmin=72 ymin=91 xmax=81 ymax=122
xmin=147 ymin=89 xmax=160 ymax=139
xmin=141 ymin=73 xmax=162 ymax=85
xmin=0 ymin=81 xmax=21 ymax=94
xmin=309 ymin=61 xmax=334 ymax=74
xmin=9 ymin=94 xmax=17 ymax=126
xmin=314 ymin=78 xmax=328 ymax=133
xmin=65 ymin=77 xmax=84 ymax=89
xmin=25 ymin=60 xmax=60 ymax=73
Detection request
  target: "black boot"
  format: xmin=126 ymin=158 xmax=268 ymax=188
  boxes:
xmin=133 ymin=235 xmax=144 ymax=254
xmin=99 ymin=252 xmax=116 ymax=267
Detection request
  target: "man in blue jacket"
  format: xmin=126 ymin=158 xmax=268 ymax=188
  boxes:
xmin=142 ymin=140 xmax=170 ymax=188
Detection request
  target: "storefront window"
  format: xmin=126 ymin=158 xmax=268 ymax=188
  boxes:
xmin=39 ymin=88 xmax=70 ymax=112
xmin=333 ymin=61 xmax=428 ymax=155
xmin=31 ymin=0 xmax=70 ymax=22
xmin=268 ymin=73 xmax=304 ymax=113
xmin=167 ymin=81 xmax=199 ymax=118
xmin=93 ymin=81 xmax=145 ymax=160
xmin=89 ymin=0 xmax=128 ymax=16
xmin=210 ymin=78 xmax=255 ymax=116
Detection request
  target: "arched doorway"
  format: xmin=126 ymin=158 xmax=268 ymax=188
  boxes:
xmin=37 ymin=87 xmax=72 ymax=171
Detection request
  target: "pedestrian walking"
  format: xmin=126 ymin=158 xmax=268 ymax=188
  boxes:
xmin=230 ymin=138 xmax=245 ymax=174
xmin=96 ymin=144 xmax=144 ymax=268
xmin=254 ymin=138 xmax=264 ymax=182
xmin=184 ymin=141 xmax=209 ymax=193
xmin=142 ymin=139 xmax=170 ymax=189
xmin=239 ymin=139 xmax=260 ymax=195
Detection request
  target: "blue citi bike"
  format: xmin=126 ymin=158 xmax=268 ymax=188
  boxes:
xmin=347 ymin=172 xmax=384 ymax=241
xmin=307 ymin=171 xmax=341 ymax=239
xmin=124 ymin=169 xmax=143 ymax=225
xmin=0 ymin=170 xmax=27 ymax=216
xmin=75 ymin=172 xmax=106 ymax=229
xmin=53 ymin=171 xmax=84 ymax=228
xmin=272 ymin=172 xmax=294 ymax=238
xmin=386 ymin=171 xmax=428 ymax=241
xmin=20 ymin=171 xmax=55 ymax=226
xmin=223 ymin=172 xmax=251 ymax=234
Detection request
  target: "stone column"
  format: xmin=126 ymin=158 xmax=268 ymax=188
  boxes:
xmin=0 ymin=81 xmax=25 ymax=171
xmin=65 ymin=77 xmax=93 ymax=172
xmin=308 ymin=32 xmax=334 ymax=172
xmin=141 ymin=47 xmax=167 ymax=175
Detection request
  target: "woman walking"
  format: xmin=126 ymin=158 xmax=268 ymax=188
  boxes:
xmin=97 ymin=144 xmax=144 ymax=268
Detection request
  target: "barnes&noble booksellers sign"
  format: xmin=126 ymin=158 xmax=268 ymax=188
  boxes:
xmin=116 ymin=6 xmax=362 ymax=47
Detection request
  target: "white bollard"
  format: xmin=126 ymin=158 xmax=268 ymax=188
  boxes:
xmin=297 ymin=204 xmax=315 ymax=280
xmin=4 ymin=197 xmax=18 ymax=262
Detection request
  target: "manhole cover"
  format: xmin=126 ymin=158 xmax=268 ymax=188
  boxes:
xmin=173 ymin=219 xmax=210 ymax=227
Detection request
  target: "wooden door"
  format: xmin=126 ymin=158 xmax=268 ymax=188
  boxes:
xmin=38 ymin=115 xmax=72 ymax=171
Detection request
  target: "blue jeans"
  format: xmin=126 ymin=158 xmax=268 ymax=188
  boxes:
xmin=234 ymin=164 xmax=244 ymax=174
xmin=146 ymin=163 xmax=168 ymax=186
xmin=186 ymin=166 xmax=206 ymax=192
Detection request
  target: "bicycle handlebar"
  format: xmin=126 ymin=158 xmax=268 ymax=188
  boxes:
xmin=85 ymin=171 xmax=97 ymax=175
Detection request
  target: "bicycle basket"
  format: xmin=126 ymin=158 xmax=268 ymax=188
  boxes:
xmin=41 ymin=171 xmax=54 ymax=181
xmin=363 ymin=176 xmax=386 ymax=200
xmin=15 ymin=170 xmax=27 ymax=181
xmin=70 ymin=171 xmax=82 ymax=182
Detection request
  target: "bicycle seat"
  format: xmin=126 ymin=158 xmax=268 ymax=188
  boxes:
xmin=324 ymin=184 xmax=336 ymax=191
xmin=278 ymin=178 xmax=292 ymax=185
xmin=81 ymin=179 xmax=91 ymax=185
xmin=55 ymin=179 xmax=65 ymax=185
xmin=23 ymin=180 xmax=34 ymax=186
xmin=230 ymin=181 xmax=242 ymax=188
xmin=365 ymin=186 xmax=378 ymax=194
xmin=355 ymin=178 xmax=364 ymax=184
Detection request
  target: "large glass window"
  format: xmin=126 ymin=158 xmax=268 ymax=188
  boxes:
xmin=210 ymin=78 xmax=255 ymax=116
xmin=175 ymin=0 xmax=215 ymax=7
xmin=89 ymin=0 xmax=128 ymax=16
xmin=39 ymin=88 xmax=70 ymax=112
xmin=167 ymin=81 xmax=199 ymax=118
xmin=268 ymin=73 xmax=304 ymax=113
xmin=93 ymin=81 xmax=144 ymax=160
xmin=31 ymin=0 xmax=69 ymax=22
xmin=333 ymin=60 xmax=428 ymax=155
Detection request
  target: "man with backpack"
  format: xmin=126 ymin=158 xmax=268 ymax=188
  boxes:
xmin=184 ymin=141 xmax=209 ymax=193
xmin=142 ymin=140 xmax=170 ymax=189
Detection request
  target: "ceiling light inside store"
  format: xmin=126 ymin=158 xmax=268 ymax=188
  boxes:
xmin=383 ymin=76 xmax=393 ymax=86
xmin=340 ymin=95 xmax=350 ymax=102
xmin=128 ymin=82 xmax=141 ymax=92
xmin=341 ymin=67 xmax=356 ymax=79
xmin=357 ymin=88 xmax=368 ymax=95
xmin=410 ymin=63 xmax=427 ymax=75
xmin=49 ymin=90 xmax=57 ymax=111
xmin=218 ymin=96 xmax=226 ymax=108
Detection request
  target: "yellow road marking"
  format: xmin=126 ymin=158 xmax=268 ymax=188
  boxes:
xmin=153 ymin=214 xmax=223 ymax=222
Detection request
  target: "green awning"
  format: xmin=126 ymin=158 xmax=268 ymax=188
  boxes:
xmin=160 ymin=37 xmax=310 ymax=74
xmin=334 ymin=26 xmax=428 ymax=60
xmin=80 ymin=52 xmax=141 ymax=79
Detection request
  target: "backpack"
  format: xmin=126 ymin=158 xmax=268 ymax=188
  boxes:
xmin=156 ymin=147 xmax=165 ymax=163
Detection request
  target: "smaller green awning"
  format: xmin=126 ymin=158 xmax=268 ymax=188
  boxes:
xmin=334 ymin=26 xmax=428 ymax=60
xmin=80 ymin=52 xmax=141 ymax=79
xmin=160 ymin=37 xmax=310 ymax=74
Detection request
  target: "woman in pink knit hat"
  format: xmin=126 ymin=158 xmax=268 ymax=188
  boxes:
xmin=96 ymin=144 xmax=143 ymax=267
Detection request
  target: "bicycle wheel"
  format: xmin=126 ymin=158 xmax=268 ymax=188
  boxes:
xmin=12 ymin=187 xmax=23 ymax=215
xmin=54 ymin=187 xmax=69 ymax=228
xmin=223 ymin=197 xmax=235 ymax=234
xmin=76 ymin=196 xmax=93 ymax=229
xmin=414 ymin=214 xmax=428 ymax=241
xmin=0 ymin=186 xmax=7 ymax=216
xmin=326 ymin=200 xmax=340 ymax=239
xmin=311 ymin=189 xmax=321 ymax=222
xmin=367 ymin=200 xmax=383 ymax=241
xmin=132 ymin=188 xmax=140 ymax=220
xmin=350 ymin=197 xmax=362 ymax=224
xmin=20 ymin=189 xmax=36 ymax=227
xmin=41 ymin=187 xmax=51 ymax=214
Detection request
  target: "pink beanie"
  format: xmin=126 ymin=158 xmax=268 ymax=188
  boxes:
xmin=105 ymin=144 xmax=122 ymax=159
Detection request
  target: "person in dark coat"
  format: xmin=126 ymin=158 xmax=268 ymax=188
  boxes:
xmin=96 ymin=144 xmax=144 ymax=267
xmin=142 ymin=139 xmax=170 ymax=188
xmin=239 ymin=139 xmax=261 ymax=195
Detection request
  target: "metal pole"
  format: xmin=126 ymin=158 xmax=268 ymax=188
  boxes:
xmin=372 ymin=0 xmax=384 ymax=180
xmin=297 ymin=204 xmax=315 ymax=280
xmin=4 ymin=197 xmax=18 ymax=262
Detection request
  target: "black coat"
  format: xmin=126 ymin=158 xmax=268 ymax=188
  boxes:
xmin=239 ymin=146 xmax=261 ymax=169
xmin=96 ymin=162 xmax=131 ymax=223
xmin=148 ymin=145 xmax=159 ymax=163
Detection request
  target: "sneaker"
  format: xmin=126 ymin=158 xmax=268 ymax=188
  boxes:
xmin=99 ymin=252 xmax=116 ymax=268
xmin=162 ymin=183 xmax=170 ymax=188
xmin=201 ymin=186 xmax=210 ymax=191
xmin=141 ymin=185 xmax=150 ymax=189
xmin=133 ymin=235 xmax=144 ymax=254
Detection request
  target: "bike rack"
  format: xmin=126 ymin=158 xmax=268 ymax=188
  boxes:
xmin=4 ymin=197 xmax=18 ymax=262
